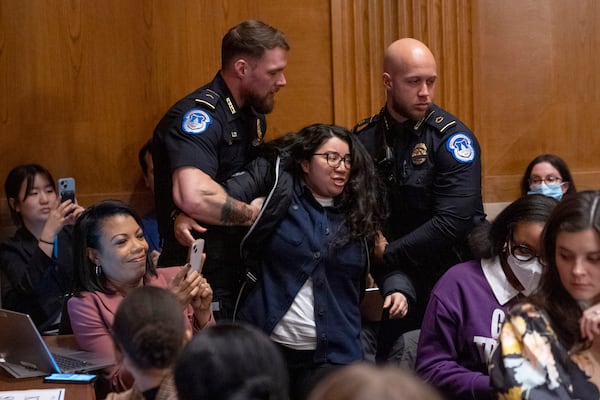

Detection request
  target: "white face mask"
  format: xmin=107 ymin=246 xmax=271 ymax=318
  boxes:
xmin=506 ymin=253 xmax=543 ymax=295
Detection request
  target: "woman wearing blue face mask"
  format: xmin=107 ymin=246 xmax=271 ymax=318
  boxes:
xmin=415 ymin=194 xmax=558 ymax=400
xmin=520 ymin=154 xmax=576 ymax=200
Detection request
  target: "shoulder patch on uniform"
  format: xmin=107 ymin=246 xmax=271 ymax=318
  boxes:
xmin=446 ymin=132 xmax=475 ymax=163
xmin=425 ymin=108 xmax=457 ymax=135
xmin=194 ymin=89 xmax=220 ymax=110
xmin=353 ymin=114 xmax=380 ymax=134
xmin=182 ymin=108 xmax=213 ymax=134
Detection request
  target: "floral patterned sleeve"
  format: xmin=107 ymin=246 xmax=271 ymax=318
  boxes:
xmin=489 ymin=303 xmax=599 ymax=400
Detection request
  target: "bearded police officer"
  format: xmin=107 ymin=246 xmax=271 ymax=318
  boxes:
xmin=152 ymin=20 xmax=289 ymax=320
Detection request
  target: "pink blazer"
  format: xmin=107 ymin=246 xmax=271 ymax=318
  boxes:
xmin=67 ymin=267 xmax=213 ymax=393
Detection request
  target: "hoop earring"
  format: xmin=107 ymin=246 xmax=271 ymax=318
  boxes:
xmin=94 ymin=264 xmax=102 ymax=277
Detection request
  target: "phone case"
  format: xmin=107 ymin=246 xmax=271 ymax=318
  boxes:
xmin=189 ymin=238 xmax=205 ymax=273
xmin=58 ymin=177 xmax=76 ymax=203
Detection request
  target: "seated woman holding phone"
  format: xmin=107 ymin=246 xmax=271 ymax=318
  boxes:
xmin=67 ymin=199 xmax=214 ymax=394
xmin=0 ymin=164 xmax=84 ymax=333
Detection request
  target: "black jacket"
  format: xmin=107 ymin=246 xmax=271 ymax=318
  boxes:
xmin=355 ymin=104 xmax=486 ymax=287
xmin=0 ymin=226 xmax=74 ymax=331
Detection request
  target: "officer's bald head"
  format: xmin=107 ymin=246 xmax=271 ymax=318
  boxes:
xmin=384 ymin=38 xmax=436 ymax=75
xmin=382 ymin=38 xmax=437 ymax=122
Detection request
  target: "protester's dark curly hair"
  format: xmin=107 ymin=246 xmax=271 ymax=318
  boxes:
xmin=271 ymin=124 xmax=386 ymax=246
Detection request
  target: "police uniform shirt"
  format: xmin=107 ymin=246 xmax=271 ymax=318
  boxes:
xmin=152 ymin=72 xmax=265 ymax=265
xmin=355 ymin=104 xmax=485 ymax=276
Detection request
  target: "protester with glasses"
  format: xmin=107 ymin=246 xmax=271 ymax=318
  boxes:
xmin=520 ymin=154 xmax=576 ymax=200
xmin=415 ymin=194 xmax=558 ymax=400
xmin=313 ymin=152 xmax=353 ymax=169
xmin=218 ymin=123 xmax=413 ymax=400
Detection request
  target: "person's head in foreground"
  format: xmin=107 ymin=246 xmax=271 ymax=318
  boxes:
xmin=174 ymin=322 xmax=289 ymax=400
xmin=307 ymin=363 xmax=442 ymax=400
xmin=112 ymin=286 xmax=189 ymax=378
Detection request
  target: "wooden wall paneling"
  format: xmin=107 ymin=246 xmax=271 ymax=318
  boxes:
xmin=254 ymin=0 xmax=333 ymax=138
xmin=330 ymin=0 xmax=360 ymax=127
xmin=331 ymin=0 xmax=389 ymax=128
xmin=6 ymin=0 xmax=600 ymax=235
xmin=0 ymin=1 xmax=333 ymax=238
xmin=474 ymin=0 xmax=600 ymax=202
xmin=145 ymin=0 xmax=333 ymax=140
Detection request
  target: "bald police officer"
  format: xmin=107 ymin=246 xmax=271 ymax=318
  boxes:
xmin=355 ymin=38 xmax=485 ymax=325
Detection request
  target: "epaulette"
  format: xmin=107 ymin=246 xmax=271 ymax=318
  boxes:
xmin=421 ymin=107 xmax=458 ymax=136
xmin=194 ymin=89 xmax=220 ymax=110
xmin=353 ymin=113 xmax=381 ymax=134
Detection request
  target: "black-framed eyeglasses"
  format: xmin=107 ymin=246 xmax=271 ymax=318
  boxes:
xmin=313 ymin=152 xmax=352 ymax=168
xmin=529 ymin=175 xmax=562 ymax=187
xmin=508 ymin=241 xmax=540 ymax=262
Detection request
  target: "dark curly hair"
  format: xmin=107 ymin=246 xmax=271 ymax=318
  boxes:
xmin=112 ymin=286 xmax=185 ymax=370
xmin=273 ymin=123 xmax=386 ymax=246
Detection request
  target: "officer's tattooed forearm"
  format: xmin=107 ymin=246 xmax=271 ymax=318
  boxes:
xmin=221 ymin=195 xmax=253 ymax=225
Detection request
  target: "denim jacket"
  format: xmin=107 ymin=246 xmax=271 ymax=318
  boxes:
xmin=227 ymin=155 xmax=367 ymax=363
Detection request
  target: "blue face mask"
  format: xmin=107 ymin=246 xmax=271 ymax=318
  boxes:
xmin=528 ymin=182 xmax=564 ymax=200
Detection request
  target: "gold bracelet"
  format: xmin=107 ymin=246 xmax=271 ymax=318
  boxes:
xmin=39 ymin=238 xmax=54 ymax=245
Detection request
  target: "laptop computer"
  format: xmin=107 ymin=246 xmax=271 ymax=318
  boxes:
xmin=0 ymin=308 xmax=114 ymax=378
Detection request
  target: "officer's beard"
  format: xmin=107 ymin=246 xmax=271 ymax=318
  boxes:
xmin=389 ymin=98 xmax=428 ymax=122
xmin=247 ymin=91 xmax=275 ymax=114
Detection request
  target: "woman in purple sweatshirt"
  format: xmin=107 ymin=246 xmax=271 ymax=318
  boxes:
xmin=415 ymin=194 xmax=557 ymax=399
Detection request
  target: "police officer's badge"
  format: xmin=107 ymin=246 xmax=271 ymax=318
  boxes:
xmin=411 ymin=143 xmax=428 ymax=165
xmin=446 ymin=132 xmax=475 ymax=163
xmin=182 ymin=108 xmax=212 ymax=134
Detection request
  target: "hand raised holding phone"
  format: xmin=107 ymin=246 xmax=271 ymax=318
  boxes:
xmin=188 ymin=238 xmax=205 ymax=274
xmin=168 ymin=240 xmax=213 ymax=327
xmin=55 ymin=177 xmax=84 ymax=224
xmin=58 ymin=177 xmax=76 ymax=203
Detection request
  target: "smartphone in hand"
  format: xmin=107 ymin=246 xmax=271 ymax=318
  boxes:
xmin=58 ymin=177 xmax=76 ymax=203
xmin=188 ymin=238 xmax=205 ymax=274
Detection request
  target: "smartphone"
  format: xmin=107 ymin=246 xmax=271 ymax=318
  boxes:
xmin=44 ymin=373 xmax=96 ymax=383
xmin=188 ymin=238 xmax=205 ymax=273
xmin=58 ymin=177 xmax=76 ymax=203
